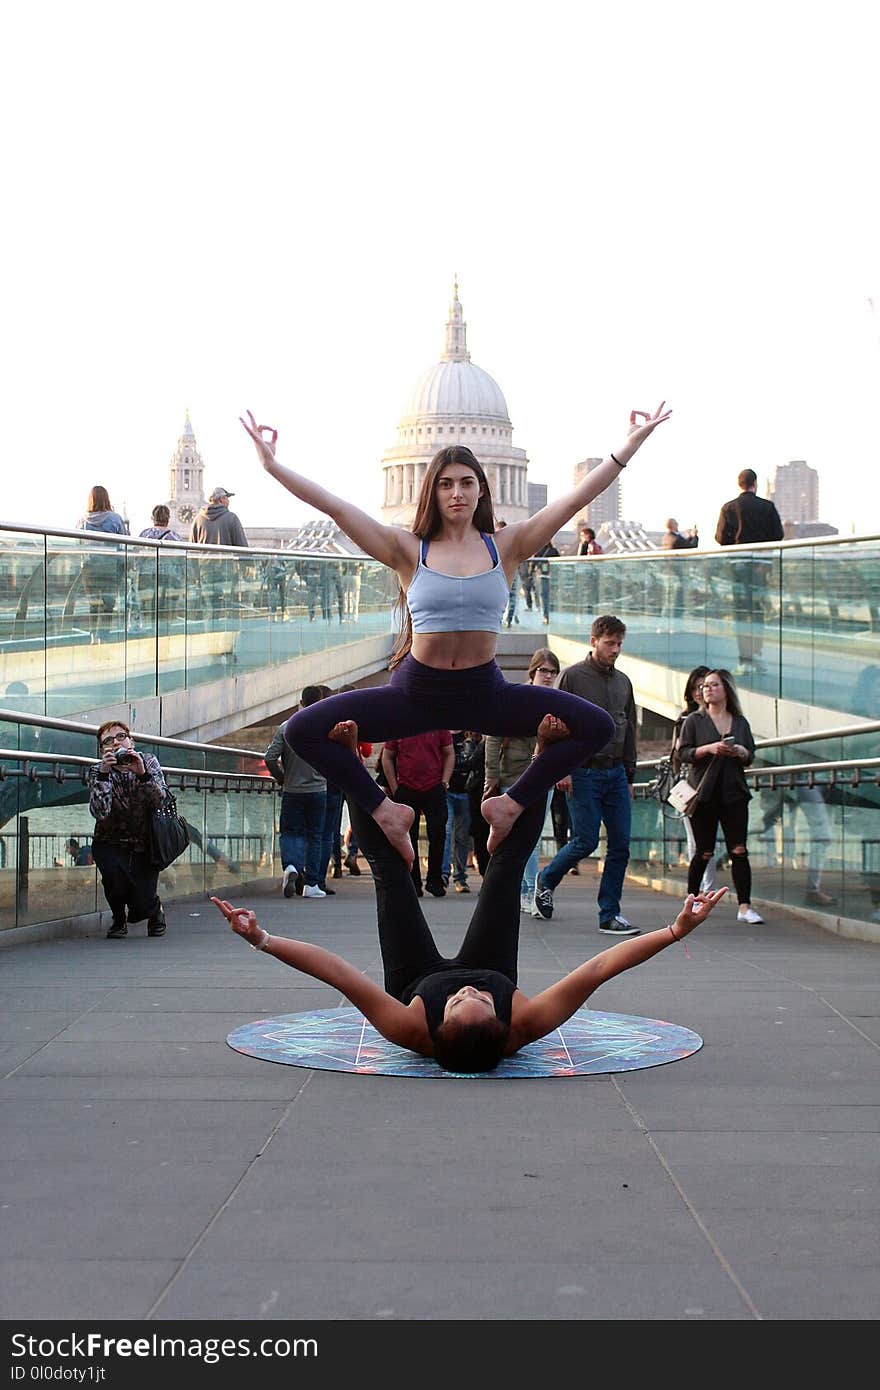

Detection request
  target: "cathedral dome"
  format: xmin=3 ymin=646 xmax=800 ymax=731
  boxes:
xmin=401 ymin=360 xmax=510 ymax=423
xmin=381 ymin=281 xmax=528 ymax=526
xmin=398 ymin=282 xmax=511 ymax=425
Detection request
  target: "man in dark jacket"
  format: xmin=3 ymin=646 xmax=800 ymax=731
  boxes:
xmin=189 ymin=488 xmax=248 ymax=621
xmin=189 ymin=488 xmax=249 ymax=547
xmin=534 ymin=615 xmax=639 ymax=936
xmin=715 ymin=469 xmax=784 ymax=672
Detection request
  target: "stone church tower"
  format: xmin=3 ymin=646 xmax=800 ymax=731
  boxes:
xmin=167 ymin=412 xmax=206 ymax=532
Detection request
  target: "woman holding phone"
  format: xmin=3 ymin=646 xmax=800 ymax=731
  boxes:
xmin=676 ymin=669 xmax=762 ymax=924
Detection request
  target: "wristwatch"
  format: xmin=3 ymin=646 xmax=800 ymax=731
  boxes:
xmin=250 ymin=930 xmax=271 ymax=951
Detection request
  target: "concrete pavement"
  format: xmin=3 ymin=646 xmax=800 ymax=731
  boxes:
xmin=1 ymin=864 xmax=878 ymax=1322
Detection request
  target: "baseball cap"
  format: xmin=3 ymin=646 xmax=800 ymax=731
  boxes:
xmin=209 ymin=487 xmax=235 ymax=501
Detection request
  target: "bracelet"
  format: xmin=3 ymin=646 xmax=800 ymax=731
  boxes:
xmin=610 ymin=452 xmax=626 ymax=469
xmin=667 ymin=923 xmax=679 ymax=943
xmin=251 ymin=930 xmax=271 ymax=952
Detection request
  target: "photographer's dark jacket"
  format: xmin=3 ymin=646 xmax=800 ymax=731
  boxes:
xmin=559 ymin=655 xmax=637 ymax=781
xmin=677 ymin=711 xmax=755 ymax=804
xmin=88 ymin=754 xmax=167 ymax=849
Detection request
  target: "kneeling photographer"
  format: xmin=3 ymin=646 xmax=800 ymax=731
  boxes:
xmin=88 ymin=720 xmax=169 ymax=939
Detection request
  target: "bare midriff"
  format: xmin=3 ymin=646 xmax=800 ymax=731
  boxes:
xmin=410 ymin=630 xmax=499 ymax=670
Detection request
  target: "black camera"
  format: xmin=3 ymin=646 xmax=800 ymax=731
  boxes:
xmin=114 ymin=749 xmax=134 ymax=764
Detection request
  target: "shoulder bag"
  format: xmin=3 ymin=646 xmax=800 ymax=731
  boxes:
xmin=150 ymin=789 xmax=191 ymax=870
xmin=667 ymin=756 xmax=716 ymax=818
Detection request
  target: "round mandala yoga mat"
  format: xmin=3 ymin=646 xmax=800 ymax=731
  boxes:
xmin=227 ymin=1007 xmax=702 ymax=1079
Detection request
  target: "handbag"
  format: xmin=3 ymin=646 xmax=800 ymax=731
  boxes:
xmin=666 ymin=778 xmax=699 ymax=815
xmin=150 ymin=790 xmax=191 ymax=869
xmin=666 ymin=756 xmax=716 ymax=818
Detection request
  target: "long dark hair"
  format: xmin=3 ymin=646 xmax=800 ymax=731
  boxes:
xmin=389 ymin=446 xmax=497 ymax=670
xmin=683 ymin=665 xmax=710 ymax=712
xmin=431 ymin=1016 xmax=510 ymax=1074
xmin=699 ymin=668 xmax=743 ymax=718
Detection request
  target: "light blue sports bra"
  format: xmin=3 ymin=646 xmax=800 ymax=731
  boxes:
xmin=406 ymin=533 xmax=510 ymax=633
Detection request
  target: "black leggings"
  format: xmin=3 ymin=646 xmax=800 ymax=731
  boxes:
xmin=687 ymin=796 xmax=752 ymax=904
xmin=286 ymin=656 xmax=614 ymax=815
xmin=348 ymin=797 xmax=546 ymax=1001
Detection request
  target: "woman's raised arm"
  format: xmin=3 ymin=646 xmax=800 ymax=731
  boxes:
xmin=211 ymin=897 xmax=430 ymax=1053
xmin=497 ymin=403 xmax=672 ymax=565
xmin=515 ymin=887 xmax=726 ymax=1045
xmin=240 ymin=412 xmax=417 ymax=576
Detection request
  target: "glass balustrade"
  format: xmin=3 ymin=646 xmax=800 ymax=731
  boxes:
xmin=0 ymin=529 xmax=398 ymax=717
xmin=0 ymin=720 xmax=275 ymax=932
xmin=552 ymin=540 xmax=880 ymax=714
xmin=629 ymin=727 xmax=880 ymax=927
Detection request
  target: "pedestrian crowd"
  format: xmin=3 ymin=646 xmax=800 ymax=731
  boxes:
xmin=79 ymin=444 xmax=802 ymax=967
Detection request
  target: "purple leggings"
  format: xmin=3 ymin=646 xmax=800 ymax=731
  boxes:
xmin=285 ymin=656 xmax=614 ymax=815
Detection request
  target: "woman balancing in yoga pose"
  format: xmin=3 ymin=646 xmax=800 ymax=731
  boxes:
xmin=240 ymin=403 xmax=671 ymax=864
xmin=213 ymin=784 xmax=726 ymax=1073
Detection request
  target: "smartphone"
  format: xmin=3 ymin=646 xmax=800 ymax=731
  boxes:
xmin=722 ymin=735 xmax=735 ymax=745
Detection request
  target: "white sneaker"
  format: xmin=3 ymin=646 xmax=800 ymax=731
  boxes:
xmin=302 ymin=884 xmax=326 ymax=899
xmin=282 ymin=865 xmax=298 ymax=899
xmin=520 ymin=891 xmax=533 ymax=915
xmin=737 ymin=906 xmax=764 ymax=924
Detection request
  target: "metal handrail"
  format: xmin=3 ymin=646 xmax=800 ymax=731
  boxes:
xmin=635 ymin=721 xmax=880 ymax=770
xmin=0 ymin=708 xmax=267 ymax=760
xmin=2 ymin=516 xmax=877 ymax=558
xmin=0 ymin=519 xmax=370 ymax=561
xmin=0 ymin=747 xmax=276 ymax=792
xmin=634 ymin=756 xmax=880 ymax=799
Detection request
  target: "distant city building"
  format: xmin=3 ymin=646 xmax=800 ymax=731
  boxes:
xmin=781 ymin=521 xmax=838 ymax=540
xmin=167 ymin=413 xmax=206 ymax=532
xmin=527 ymin=483 xmax=547 ymax=517
xmin=574 ymin=458 xmax=621 ymax=528
xmin=771 ymin=459 xmax=820 ymax=525
xmin=380 ymin=281 xmax=530 ymax=528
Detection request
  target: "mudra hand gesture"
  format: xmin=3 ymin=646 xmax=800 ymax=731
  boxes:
xmin=211 ymin=896 xmax=263 ymax=947
xmin=239 ymin=410 xmax=278 ymax=468
xmin=671 ymin=887 xmax=727 ymax=941
xmin=627 ymin=402 xmax=672 ymax=447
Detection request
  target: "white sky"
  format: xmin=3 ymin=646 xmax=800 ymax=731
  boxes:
xmin=2 ymin=0 xmax=878 ymax=544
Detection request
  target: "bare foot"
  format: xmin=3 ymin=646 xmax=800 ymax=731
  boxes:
xmin=328 ymin=720 xmax=359 ymax=752
xmin=373 ymin=798 xmax=415 ymax=867
xmin=535 ymin=714 xmax=571 ymax=753
xmin=481 ymin=793 xmax=524 ymax=855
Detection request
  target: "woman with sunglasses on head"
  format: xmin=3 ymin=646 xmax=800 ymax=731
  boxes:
xmin=241 ymin=402 xmax=671 ymax=868
xmin=213 ymin=731 xmax=726 ymax=1075
xmin=676 ymin=669 xmax=762 ymax=924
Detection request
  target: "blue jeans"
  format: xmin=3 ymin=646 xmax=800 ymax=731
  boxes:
xmin=539 ymin=765 xmax=632 ymax=922
xmin=279 ymin=790 xmax=327 ymax=887
xmin=318 ymin=785 xmax=344 ymax=889
xmin=442 ymin=790 xmax=471 ymax=884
